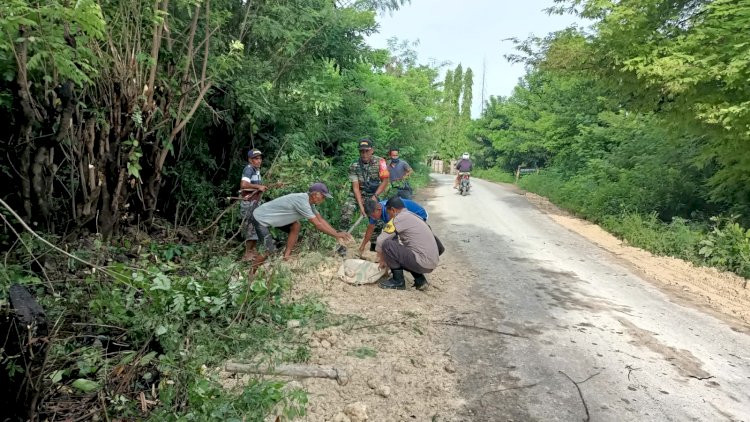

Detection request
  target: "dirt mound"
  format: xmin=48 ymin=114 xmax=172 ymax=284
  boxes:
xmin=276 ymin=253 xmax=465 ymax=421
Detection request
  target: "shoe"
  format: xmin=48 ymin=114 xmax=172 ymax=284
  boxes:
xmin=335 ymin=245 xmax=347 ymax=257
xmin=369 ymin=243 xmax=376 ymax=252
xmin=410 ymin=271 xmax=428 ymax=290
xmin=379 ymin=268 xmax=405 ymax=290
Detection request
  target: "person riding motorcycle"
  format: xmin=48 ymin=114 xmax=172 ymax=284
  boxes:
xmin=453 ymin=152 xmax=473 ymax=189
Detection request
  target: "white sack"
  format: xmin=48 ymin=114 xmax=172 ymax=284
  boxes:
xmin=337 ymin=259 xmax=386 ymax=285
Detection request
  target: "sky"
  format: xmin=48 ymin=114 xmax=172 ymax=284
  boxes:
xmin=366 ymin=0 xmax=583 ymax=118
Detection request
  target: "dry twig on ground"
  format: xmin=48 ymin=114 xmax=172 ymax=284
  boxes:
xmin=559 ymin=370 xmax=601 ymax=422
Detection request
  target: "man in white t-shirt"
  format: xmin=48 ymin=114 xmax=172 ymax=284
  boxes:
xmin=250 ymin=183 xmax=353 ymax=268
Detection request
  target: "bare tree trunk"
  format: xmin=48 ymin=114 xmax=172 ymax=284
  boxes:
xmin=145 ymin=0 xmax=212 ymax=222
xmin=145 ymin=0 xmax=169 ymax=110
xmin=15 ymin=28 xmax=41 ymax=223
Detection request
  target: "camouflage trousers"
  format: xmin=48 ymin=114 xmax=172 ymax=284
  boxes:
xmin=240 ymin=200 xmax=261 ymax=241
xmin=340 ymin=195 xmax=383 ymax=245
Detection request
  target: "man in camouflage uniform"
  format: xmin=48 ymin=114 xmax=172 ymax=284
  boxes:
xmin=338 ymin=138 xmax=390 ymax=255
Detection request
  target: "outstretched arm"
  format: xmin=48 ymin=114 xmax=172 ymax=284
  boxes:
xmin=375 ymin=179 xmax=389 ymax=197
xmin=309 ymin=215 xmax=353 ymax=242
xmin=314 ymin=212 xmax=337 ymax=234
xmin=240 ymin=181 xmax=267 ymax=192
xmin=359 ymin=223 xmax=376 ymax=254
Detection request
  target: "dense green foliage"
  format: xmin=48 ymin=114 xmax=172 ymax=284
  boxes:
xmin=2 ymin=237 xmax=329 ymax=420
xmin=471 ymin=0 xmax=750 ymax=277
xmin=0 ymin=0 xmax=476 ymax=419
xmin=0 ymin=0 xmax=454 ymax=238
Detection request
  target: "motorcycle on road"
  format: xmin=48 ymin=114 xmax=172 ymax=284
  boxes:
xmin=458 ymin=172 xmax=471 ymax=196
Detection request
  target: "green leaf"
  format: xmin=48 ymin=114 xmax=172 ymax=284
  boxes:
xmin=71 ymin=378 xmax=100 ymax=393
xmin=139 ymin=351 xmax=158 ymax=366
xmin=116 ymin=351 xmax=137 ymax=366
xmin=50 ymin=370 xmax=65 ymax=383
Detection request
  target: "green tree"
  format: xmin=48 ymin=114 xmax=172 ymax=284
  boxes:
xmin=461 ymin=67 xmax=473 ymax=121
xmin=0 ymin=0 xmax=419 ymax=237
xmin=546 ymin=0 xmax=750 ymax=215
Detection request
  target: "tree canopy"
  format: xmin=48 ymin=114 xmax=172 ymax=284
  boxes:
xmin=473 ymin=0 xmax=750 ymax=221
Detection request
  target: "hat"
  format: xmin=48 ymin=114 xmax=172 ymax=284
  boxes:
xmin=248 ymin=148 xmax=263 ymax=158
xmin=358 ymin=139 xmax=373 ymax=150
xmin=364 ymin=198 xmax=380 ymax=216
xmin=308 ymin=182 xmax=333 ymax=198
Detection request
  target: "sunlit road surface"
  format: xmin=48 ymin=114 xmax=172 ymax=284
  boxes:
xmin=427 ymin=173 xmax=750 ymax=422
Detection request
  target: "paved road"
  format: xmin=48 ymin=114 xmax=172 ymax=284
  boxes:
xmin=426 ymin=174 xmax=750 ymax=421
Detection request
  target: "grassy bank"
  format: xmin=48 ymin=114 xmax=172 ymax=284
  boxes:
xmin=475 ymin=168 xmax=750 ymax=279
xmin=1 ymin=235 xmax=330 ymax=421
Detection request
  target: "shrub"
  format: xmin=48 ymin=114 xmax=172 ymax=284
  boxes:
xmin=1 ymin=240 xmax=323 ymax=420
xmin=698 ymin=216 xmax=750 ymax=278
xmin=602 ymin=212 xmax=705 ymax=262
xmin=473 ymin=167 xmax=515 ymax=184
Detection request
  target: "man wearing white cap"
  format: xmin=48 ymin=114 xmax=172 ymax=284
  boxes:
xmin=250 ymin=183 xmax=353 ymax=266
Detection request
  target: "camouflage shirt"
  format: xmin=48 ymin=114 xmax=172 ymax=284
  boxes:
xmin=348 ymin=156 xmax=389 ymax=195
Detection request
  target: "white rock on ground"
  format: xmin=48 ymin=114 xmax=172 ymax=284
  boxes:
xmin=343 ymin=402 xmax=368 ymax=422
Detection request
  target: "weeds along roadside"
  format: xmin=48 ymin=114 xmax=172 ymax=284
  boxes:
xmin=0 ymin=163 xmax=434 ymax=420
xmin=477 ymin=170 xmax=750 ymax=280
xmin=0 ymin=233 xmax=333 ymax=421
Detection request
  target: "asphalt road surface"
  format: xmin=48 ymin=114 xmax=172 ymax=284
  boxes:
xmin=426 ymin=173 xmax=750 ymax=422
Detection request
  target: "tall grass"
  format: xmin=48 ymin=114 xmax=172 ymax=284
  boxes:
xmin=472 ymin=168 xmax=516 ymax=184
xmin=517 ymin=171 xmax=750 ymax=278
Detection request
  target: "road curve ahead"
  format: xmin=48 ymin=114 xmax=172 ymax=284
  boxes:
xmin=426 ymin=173 xmax=750 ymax=422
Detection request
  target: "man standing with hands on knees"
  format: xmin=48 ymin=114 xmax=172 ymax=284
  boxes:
xmin=251 ymin=183 xmax=353 ymax=268
xmin=375 ymin=197 xmax=440 ymax=290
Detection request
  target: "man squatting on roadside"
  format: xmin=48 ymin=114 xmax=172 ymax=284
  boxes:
xmin=360 ymin=196 xmax=428 ymax=256
xmin=375 ymin=196 xmax=440 ymax=290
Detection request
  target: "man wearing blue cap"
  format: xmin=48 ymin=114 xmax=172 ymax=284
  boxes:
xmin=251 ymin=183 xmax=353 ymax=266
xmin=240 ymin=148 xmax=267 ymax=261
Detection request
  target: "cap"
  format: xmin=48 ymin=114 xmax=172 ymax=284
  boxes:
xmin=248 ymin=148 xmax=263 ymax=158
xmin=364 ymin=198 xmax=380 ymax=216
xmin=308 ymin=182 xmax=333 ymax=198
xmin=358 ymin=139 xmax=373 ymax=150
